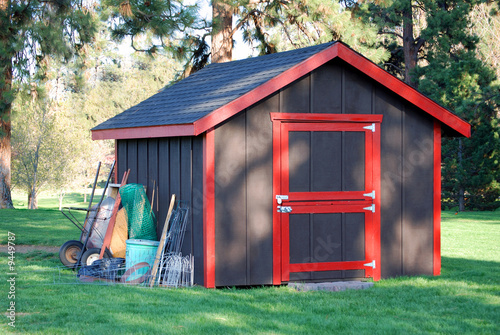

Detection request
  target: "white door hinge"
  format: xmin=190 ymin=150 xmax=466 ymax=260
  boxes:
xmin=364 ymin=260 xmax=376 ymax=269
xmin=363 ymin=204 xmax=375 ymax=213
xmin=363 ymin=190 xmax=375 ymax=199
xmin=363 ymin=123 xmax=376 ymax=132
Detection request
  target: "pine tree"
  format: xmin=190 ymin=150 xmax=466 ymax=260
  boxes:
xmin=0 ymin=0 xmax=97 ymax=208
xmin=360 ymin=0 xmax=500 ymax=210
xmin=417 ymin=1 xmax=500 ymax=211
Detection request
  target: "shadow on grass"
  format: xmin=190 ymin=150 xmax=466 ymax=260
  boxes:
xmin=439 ymin=256 xmax=500 ymax=286
xmin=441 ymin=210 xmax=500 ymax=223
xmin=3 ymin=253 xmax=499 ymax=334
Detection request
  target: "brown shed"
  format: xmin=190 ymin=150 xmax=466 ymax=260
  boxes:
xmin=92 ymin=42 xmax=471 ymax=288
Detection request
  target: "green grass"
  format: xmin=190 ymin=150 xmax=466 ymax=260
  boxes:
xmin=0 ymin=190 xmax=106 ymax=246
xmin=11 ymin=189 xmax=100 ymax=210
xmin=0 ymin=209 xmax=83 ymax=246
xmin=0 ymin=207 xmax=498 ymax=334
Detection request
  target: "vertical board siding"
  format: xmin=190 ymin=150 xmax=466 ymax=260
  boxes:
xmin=402 ymin=106 xmax=434 ymax=275
xmin=281 ymin=75 xmax=310 ymax=113
xmin=376 ymin=88 xmax=404 ymax=278
xmin=213 ymin=94 xmax=277 ymax=286
xmin=344 ymin=64 xmax=373 ymax=114
xmin=192 ymin=138 xmax=205 ymax=285
xmin=311 ymin=64 xmax=342 ymax=113
xmin=246 ymin=94 xmax=275 ymax=285
xmin=115 ymin=57 xmax=439 ymax=286
xmin=215 ymin=61 xmax=440 ymax=286
xmin=116 ymin=136 xmax=204 ymax=286
xmin=180 ymin=138 xmax=193 ymax=256
xmin=214 ymin=112 xmax=248 ymax=286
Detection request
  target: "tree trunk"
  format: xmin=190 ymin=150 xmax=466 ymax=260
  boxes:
xmin=0 ymin=0 xmax=14 ymax=209
xmin=28 ymin=189 xmax=38 ymax=209
xmin=212 ymin=1 xmax=234 ymax=63
xmin=59 ymin=190 xmax=65 ymax=210
xmin=402 ymin=3 xmax=418 ymax=88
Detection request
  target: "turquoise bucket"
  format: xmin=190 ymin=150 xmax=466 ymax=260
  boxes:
xmin=124 ymin=239 xmax=159 ymax=283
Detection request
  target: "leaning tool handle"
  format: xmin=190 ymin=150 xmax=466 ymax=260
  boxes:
xmin=149 ymin=194 xmax=176 ymax=287
xmin=99 ymin=169 xmax=130 ymax=259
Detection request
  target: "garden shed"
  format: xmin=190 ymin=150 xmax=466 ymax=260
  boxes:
xmin=92 ymin=42 xmax=471 ymax=288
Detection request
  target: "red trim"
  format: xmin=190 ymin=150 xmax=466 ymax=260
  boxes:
xmin=288 ymin=203 xmax=373 ymax=213
xmin=335 ymin=44 xmax=470 ymax=137
xmin=272 ymin=120 xmax=282 ymax=285
xmin=372 ymin=122 xmax=382 ymax=281
xmin=290 ymin=261 xmax=369 ymax=272
xmin=273 ymin=115 xmax=382 ymax=282
xmin=271 ymin=113 xmax=383 ymax=123
xmin=433 ymin=121 xmax=442 ymax=276
xmin=193 ymin=43 xmax=469 ymax=137
xmin=93 ymin=43 xmax=470 ymax=140
xmin=287 ymin=191 xmax=376 ymax=202
xmin=280 ymin=122 xmax=290 ymax=281
xmin=193 ymin=46 xmax=341 ymax=135
xmin=203 ymin=130 xmax=216 ymax=288
xmin=92 ymin=124 xmax=195 ymax=140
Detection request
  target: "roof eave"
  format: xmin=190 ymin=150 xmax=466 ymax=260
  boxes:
xmin=93 ymin=42 xmax=471 ymax=140
xmin=192 ymin=43 xmax=341 ymax=136
xmin=194 ymin=42 xmax=470 ymax=138
xmin=91 ymin=124 xmax=196 ymax=140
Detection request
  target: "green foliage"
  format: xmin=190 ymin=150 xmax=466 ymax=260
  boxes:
xmin=234 ymin=0 xmax=389 ymax=63
xmin=102 ymin=0 xmax=204 ymax=59
xmin=359 ymin=0 xmax=500 ymax=211
xmin=0 ymin=0 xmax=98 ymax=84
xmin=412 ymin=1 xmax=500 ymax=211
xmin=11 ymin=90 xmax=81 ymax=208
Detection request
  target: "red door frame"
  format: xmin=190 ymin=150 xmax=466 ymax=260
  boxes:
xmin=271 ymin=113 xmax=382 ymax=284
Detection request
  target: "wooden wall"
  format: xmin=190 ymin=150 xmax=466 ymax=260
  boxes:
xmin=213 ymin=58 xmax=435 ymax=285
xmin=116 ymin=136 xmax=205 ymax=285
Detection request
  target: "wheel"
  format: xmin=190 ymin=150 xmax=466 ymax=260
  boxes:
xmin=81 ymin=248 xmax=111 ymax=266
xmin=59 ymin=240 xmax=84 ymax=268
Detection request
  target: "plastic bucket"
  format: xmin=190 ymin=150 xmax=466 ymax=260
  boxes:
xmin=124 ymin=239 xmax=159 ymax=282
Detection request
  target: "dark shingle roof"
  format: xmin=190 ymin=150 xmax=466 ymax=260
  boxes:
xmin=92 ymin=42 xmax=335 ymax=131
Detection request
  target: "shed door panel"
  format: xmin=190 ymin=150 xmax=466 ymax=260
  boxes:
xmin=275 ymin=119 xmax=380 ymax=282
xmin=289 ymin=130 xmax=365 ymax=193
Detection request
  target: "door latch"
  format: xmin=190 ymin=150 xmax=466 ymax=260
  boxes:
xmin=277 ymin=206 xmax=292 ymax=213
xmin=276 ymin=195 xmax=289 ymax=205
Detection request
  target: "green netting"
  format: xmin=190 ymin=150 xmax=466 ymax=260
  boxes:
xmin=119 ymin=184 xmax=158 ymax=241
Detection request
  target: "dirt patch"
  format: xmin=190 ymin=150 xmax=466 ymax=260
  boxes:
xmin=0 ymin=245 xmax=59 ymax=253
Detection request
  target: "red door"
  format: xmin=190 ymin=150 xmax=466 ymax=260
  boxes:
xmin=272 ymin=113 xmax=382 ymax=283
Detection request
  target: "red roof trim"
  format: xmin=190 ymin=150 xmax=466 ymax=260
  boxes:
xmin=91 ymin=124 xmax=195 ymax=140
xmin=193 ymin=42 xmax=469 ymax=137
xmin=335 ymin=44 xmax=471 ymax=137
xmin=92 ymin=42 xmax=470 ymax=140
xmin=270 ymin=112 xmax=383 ymax=123
xmin=193 ymin=45 xmax=340 ymax=135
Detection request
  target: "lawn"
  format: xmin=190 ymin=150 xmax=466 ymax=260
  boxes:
xmin=0 ymin=202 xmax=498 ymax=334
xmin=0 ymin=190 xmax=104 ymax=246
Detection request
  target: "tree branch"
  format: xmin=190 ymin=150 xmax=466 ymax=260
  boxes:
xmin=379 ymin=30 xmax=404 ymax=40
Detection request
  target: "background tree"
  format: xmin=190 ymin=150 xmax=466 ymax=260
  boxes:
xmin=358 ymin=0 xmax=500 ymax=210
xmin=0 ymin=0 xmax=97 ymax=208
xmin=11 ymin=91 xmax=79 ymax=209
